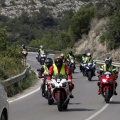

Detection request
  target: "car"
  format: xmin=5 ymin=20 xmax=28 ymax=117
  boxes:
xmin=0 ymin=82 xmax=9 ymax=120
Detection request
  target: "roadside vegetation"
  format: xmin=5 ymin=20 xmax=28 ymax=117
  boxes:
xmin=7 ymin=70 xmax=37 ymax=97
xmin=0 ymin=28 xmax=37 ymax=96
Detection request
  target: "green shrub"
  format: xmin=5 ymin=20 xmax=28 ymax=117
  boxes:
xmin=7 ymin=70 xmax=38 ymax=97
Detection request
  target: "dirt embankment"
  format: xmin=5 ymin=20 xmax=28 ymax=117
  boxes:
xmin=75 ymin=18 xmax=120 ymax=62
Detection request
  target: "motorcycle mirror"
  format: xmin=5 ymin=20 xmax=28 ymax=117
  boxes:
xmin=37 ymin=69 xmax=41 ymax=71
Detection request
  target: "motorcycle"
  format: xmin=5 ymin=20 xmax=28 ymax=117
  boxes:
xmin=37 ymin=69 xmax=48 ymax=98
xmin=98 ymin=71 xmax=117 ymax=103
xmin=21 ymin=50 xmax=28 ymax=63
xmin=80 ymin=62 xmax=87 ymax=76
xmin=39 ymin=53 xmax=47 ymax=65
xmin=36 ymin=53 xmax=39 ymax=62
xmin=85 ymin=62 xmax=95 ymax=81
xmin=22 ymin=50 xmax=28 ymax=57
xmin=47 ymin=74 xmax=70 ymax=111
xmin=69 ymin=59 xmax=76 ymax=73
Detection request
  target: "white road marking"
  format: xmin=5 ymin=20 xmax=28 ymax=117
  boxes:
xmin=85 ymin=97 xmax=113 ymax=120
xmin=8 ymin=87 xmax=40 ymax=103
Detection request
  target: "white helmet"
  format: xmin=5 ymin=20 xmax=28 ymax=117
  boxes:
xmin=86 ymin=52 xmax=91 ymax=57
xmin=39 ymin=45 xmax=44 ymax=49
xmin=60 ymin=53 xmax=64 ymax=57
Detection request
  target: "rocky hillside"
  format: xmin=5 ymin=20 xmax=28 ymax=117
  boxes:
xmin=75 ymin=18 xmax=120 ymax=62
xmin=0 ymin=0 xmax=88 ymax=18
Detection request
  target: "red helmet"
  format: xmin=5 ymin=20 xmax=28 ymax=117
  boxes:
xmin=54 ymin=56 xmax=63 ymax=68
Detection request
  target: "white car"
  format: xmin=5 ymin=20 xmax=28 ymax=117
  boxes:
xmin=0 ymin=82 xmax=9 ymax=120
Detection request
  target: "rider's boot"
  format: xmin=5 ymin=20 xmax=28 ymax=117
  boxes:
xmin=97 ymin=82 xmax=101 ymax=95
xmin=70 ymin=93 xmax=74 ymax=98
xmin=114 ymin=91 xmax=117 ymax=95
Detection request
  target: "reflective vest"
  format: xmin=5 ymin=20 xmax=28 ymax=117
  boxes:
xmin=86 ymin=57 xmax=93 ymax=63
xmin=40 ymin=49 xmax=44 ymax=54
xmin=68 ymin=54 xmax=74 ymax=60
xmin=82 ymin=56 xmax=87 ymax=62
xmin=53 ymin=64 xmax=66 ymax=75
xmin=102 ymin=64 xmax=113 ymax=72
xmin=43 ymin=65 xmax=49 ymax=75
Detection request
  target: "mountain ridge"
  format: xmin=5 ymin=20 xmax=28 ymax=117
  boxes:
xmin=0 ymin=0 xmax=88 ymax=18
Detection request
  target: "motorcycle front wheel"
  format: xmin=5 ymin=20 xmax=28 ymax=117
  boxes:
xmin=87 ymin=71 xmax=92 ymax=81
xmin=57 ymin=92 xmax=63 ymax=111
xmin=105 ymin=88 xmax=111 ymax=103
xmin=63 ymin=99 xmax=69 ymax=110
xmin=48 ymin=91 xmax=53 ymax=105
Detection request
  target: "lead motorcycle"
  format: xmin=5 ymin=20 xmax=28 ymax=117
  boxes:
xmin=98 ymin=71 xmax=117 ymax=103
xmin=47 ymin=74 xmax=70 ymax=111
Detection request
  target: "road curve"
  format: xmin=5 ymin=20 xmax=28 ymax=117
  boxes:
xmin=9 ymin=52 xmax=120 ymax=120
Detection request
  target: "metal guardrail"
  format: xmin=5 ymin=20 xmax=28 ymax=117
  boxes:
xmin=27 ymin=47 xmax=61 ymax=54
xmin=95 ymin=60 xmax=120 ymax=71
xmin=2 ymin=64 xmax=31 ymax=87
xmin=95 ymin=60 xmax=120 ymax=66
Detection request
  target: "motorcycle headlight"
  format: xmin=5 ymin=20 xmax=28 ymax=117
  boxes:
xmin=43 ymin=55 xmax=46 ymax=57
xmin=102 ymin=79 xmax=107 ymax=83
xmin=86 ymin=67 xmax=89 ymax=69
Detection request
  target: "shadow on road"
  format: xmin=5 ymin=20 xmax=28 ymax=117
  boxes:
xmin=110 ymin=101 xmax=120 ymax=104
xmin=90 ymin=79 xmax=99 ymax=82
xmin=69 ymin=102 xmax=81 ymax=105
xmin=65 ymin=108 xmax=95 ymax=112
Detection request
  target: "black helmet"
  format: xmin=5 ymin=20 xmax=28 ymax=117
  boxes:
xmin=55 ymin=56 xmax=63 ymax=68
xmin=69 ymin=51 xmax=73 ymax=55
xmin=45 ymin=58 xmax=53 ymax=67
xmin=105 ymin=57 xmax=111 ymax=65
xmin=82 ymin=52 xmax=86 ymax=56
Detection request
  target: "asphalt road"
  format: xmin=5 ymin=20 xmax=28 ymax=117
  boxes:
xmin=9 ymin=52 xmax=120 ymax=120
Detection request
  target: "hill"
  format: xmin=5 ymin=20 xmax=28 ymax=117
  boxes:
xmin=0 ymin=0 xmax=88 ymax=18
xmin=75 ymin=18 xmax=120 ymax=62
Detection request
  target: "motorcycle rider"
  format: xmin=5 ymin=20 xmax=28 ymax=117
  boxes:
xmin=21 ymin=44 xmax=28 ymax=63
xmin=38 ymin=57 xmax=53 ymax=96
xmin=86 ymin=52 xmax=96 ymax=76
xmin=80 ymin=52 xmax=87 ymax=72
xmin=66 ymin=51 xmax=75 ymax=65
xmin=38 ymin=45 xmax=45 ymax=55
xmin=47 ymin=56 xmax=74 ymax=98
xmin=60 ymin=53 xmax=66 ymax=64
xmin=97 ymin=57 xmax=118 ymax=95
xmin=37 ymin=45 xmax=46 ymax=62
